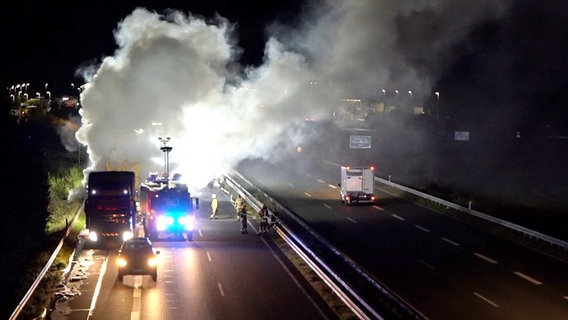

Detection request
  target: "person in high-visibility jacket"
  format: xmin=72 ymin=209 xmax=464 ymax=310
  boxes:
xmin=209 ymin=194 xmax=218 ymax=219
xmin=234 ymin=194 xmax=245 ymax=219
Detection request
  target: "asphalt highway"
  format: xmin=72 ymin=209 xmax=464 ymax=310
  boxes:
xmin=236 ymin=158 xmax=568 ymax=320
xmin=49 ymin=188 xmax=338 ymax=320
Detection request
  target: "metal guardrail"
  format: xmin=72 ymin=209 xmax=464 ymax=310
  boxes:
xmin=224 ymin=173 xmax=379 ymax=319
xmin=224 ymin=174 xmax=379 ymax=319
xmin=225 ymin=171 xmax=425 ymax=320
xmin=227 ymin=168 xmax=568 ymax=319
xmin=15 ymin=171 xmax=565 ymax=319
xmin=10 ymin=204 xmax=83 ymax=320
xmin=376 ymin=176 xmax=568 ymax=250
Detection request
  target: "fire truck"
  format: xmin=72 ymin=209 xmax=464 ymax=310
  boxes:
xmin=139 ymin=175 xmax=196 ymax=241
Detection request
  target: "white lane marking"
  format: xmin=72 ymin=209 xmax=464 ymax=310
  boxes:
xmin=198 ymin=229 xmax=203 ymax=237
xmin=419 ymin=260 xmax=436 ymax=271
xmin=88 ymin=256 xmax=108 ymax=317
xmin=323 ymin=204 xmax=332 ymax=209
xmin=287 ymin=183 xmax=295 ymax=187
xmin=514 ymin=271 xmax=543 ymax=285
xmin=134 ymin=275 xmax=143 ymax=288
xmin=131 ymin=287 xmax=142 ymax=320
xmin=304 ymin=192 xmax=312 ymax=198
xmin=473 ymin=292 xmax=499 ymax=308
xmin=328 ymin=184 xmax=337 ymax=189
xmin=391 ymin=214 xmax=405 ymax=221
xmin=207 ymin=251 xmax=212 ymax=262
xmin=317 ymin=179 xmax=325 ymax=183
xmin=218 ymin=282 xmax=226 ymax=297
xmin=347 ymin=217 xmax=357 ymax=224
xmin=372 ymin=205 xmax=384 ymax=211
xmin=474 ymin=253 xmax=498 ymax=264
xmin=441 ymin=237 xmax=461 ymax=247
xmin=414 ymin=225 xmax=430 ymax=233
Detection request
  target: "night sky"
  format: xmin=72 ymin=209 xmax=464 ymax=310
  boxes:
xmin=2 ymin=0 xmax=304 ymax=94
xmin=3 ymin=0 xmax=568 ymax=131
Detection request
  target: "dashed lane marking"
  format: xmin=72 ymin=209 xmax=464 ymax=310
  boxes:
xmin=514 ymin=271 xmax=543 ymax=285
xmin=474 ymin=292 xmax=499 ymax=308
xmin=419 ymin=260 xmax=436 ymax=271
xmin=441 ymin=237 xmax=460 ymax=247
xmin=217 ymin=282 xmax=226 ymax=297
xmin=414 ymin=224 xmax=430 ymax=233
xmin=474 ymin=253 xmax=498 ymax=264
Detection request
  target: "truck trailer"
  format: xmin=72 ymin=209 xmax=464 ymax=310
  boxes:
xmin=339 ymin=166 xmax=376 ymax=205
xmin=84 ymin=171 xmax=136 ymax=243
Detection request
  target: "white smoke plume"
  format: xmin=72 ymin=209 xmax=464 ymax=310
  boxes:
xmin=75 ymin=1 xmax=512 ymax=190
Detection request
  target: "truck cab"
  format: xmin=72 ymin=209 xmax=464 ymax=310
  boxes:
xmin=85 ymin=171 xmax=136 ymax=243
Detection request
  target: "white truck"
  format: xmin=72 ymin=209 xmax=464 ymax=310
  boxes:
xmin=339 ymin=166 xmax=376 ymax=205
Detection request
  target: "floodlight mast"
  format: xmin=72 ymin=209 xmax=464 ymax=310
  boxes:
xmin=158 ymin=137 xmax=172 ymax=184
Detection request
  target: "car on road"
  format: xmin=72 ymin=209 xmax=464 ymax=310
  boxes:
xmin=117 ymin=237 xmax=160 ymax=282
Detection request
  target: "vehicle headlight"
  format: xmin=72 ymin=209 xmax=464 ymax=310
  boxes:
xmin=148 ymin=257 xmax=158 ymax=267
xmin=89 ymin=231 xmax=98 ymax=242
xmin=179 ymin=215 xmax=195 ymax=230
xmin=122 ymin=231 xmax=133 ymax=241
xmin=157 ymin=216 xmax=174 ymax=231
xmin=117 ymin=257 xmax=128 ymax=267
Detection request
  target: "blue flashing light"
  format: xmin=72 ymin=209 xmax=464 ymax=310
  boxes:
xmin=156 ymin=211 xmax=195 ymax=232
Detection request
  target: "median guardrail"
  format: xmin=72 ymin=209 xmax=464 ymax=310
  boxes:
xmin=225 ymin=170 xmax=426 ymax=320
xmin=376 ymin=176 xmax=568 ymax=251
